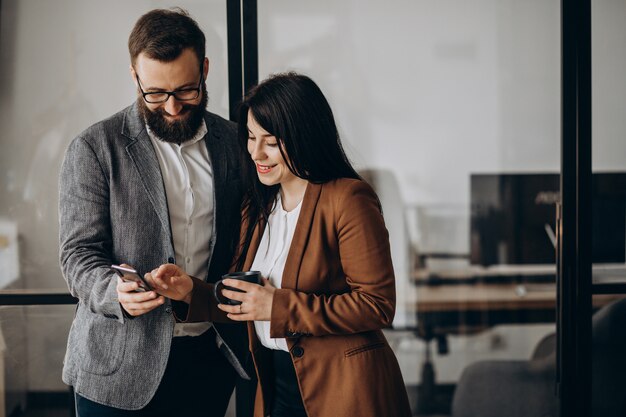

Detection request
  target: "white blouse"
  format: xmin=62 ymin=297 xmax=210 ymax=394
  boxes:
xmin=251 ymin=195 xmax=302 ymax=351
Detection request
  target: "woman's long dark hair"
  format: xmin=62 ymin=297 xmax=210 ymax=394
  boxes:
xmin=234 ymin=72 xmax=361 ymax=269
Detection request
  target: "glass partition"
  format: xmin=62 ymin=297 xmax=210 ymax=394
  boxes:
xmin=0 ymin=2 xmax=232 ymax=416
xmin=0 ymin=0 xmax=229 ymax=293
xmin=0 ymin=304 xmax=75 ymax=416
xmin=591 ymin=0 xmax=626 ymax=282
xmin=591 ymin=0 xmax=626 ymax=415
xmin=257 ymin=1 xmax=563 ymax=415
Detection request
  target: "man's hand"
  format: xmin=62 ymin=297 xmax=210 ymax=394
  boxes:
xmin=145 ymin=263 xmax=194 ymax=304
xmin=116 ymin=277 xmax=165 ymax=316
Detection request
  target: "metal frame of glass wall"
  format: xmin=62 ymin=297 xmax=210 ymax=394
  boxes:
xmin=559 ymin=0 xmax=592 ymax=416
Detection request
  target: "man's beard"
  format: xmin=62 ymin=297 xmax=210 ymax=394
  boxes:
xmin=138 ymin=83 xmax=208 ymax=145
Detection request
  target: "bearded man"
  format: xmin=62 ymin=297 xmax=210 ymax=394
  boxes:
xmin=58 ymin=8 xmax=250 ymax=417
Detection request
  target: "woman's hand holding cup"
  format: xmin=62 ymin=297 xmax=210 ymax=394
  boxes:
xmin=216 ymin=272 xmax=276 ymax=321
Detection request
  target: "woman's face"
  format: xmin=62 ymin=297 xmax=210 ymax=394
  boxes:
xmin=246 ymin=111 xmax=299 ymax=187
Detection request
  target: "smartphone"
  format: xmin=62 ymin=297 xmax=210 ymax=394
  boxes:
xmin=111 ymin=264 xmax=153 ymax=292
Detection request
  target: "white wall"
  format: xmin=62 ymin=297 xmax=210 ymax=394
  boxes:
xmin=593 ymin=0 xmax=626 ymax=170
xmin=258 ymin=0 xmax=562 ymax=208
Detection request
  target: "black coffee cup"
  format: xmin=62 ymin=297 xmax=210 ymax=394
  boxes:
xmin=213 ymin=271 xmax=262 ymax=305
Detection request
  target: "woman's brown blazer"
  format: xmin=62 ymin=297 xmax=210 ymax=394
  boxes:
xmin=187 ymin=178 xmax=411 ymax=417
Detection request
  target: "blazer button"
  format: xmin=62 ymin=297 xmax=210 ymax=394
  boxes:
xmin=165 ymin=306 xmax=173 ymax=314
xmin=291 ymin=346 xmax=304 ymax=358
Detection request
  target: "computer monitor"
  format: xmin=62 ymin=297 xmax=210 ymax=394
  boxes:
xmin=470 ymin=172 xmax=626 ymax=266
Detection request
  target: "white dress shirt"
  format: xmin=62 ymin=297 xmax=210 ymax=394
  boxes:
xmin=252 ymin=195 xmax=302 ymax=351
xmin=147 ymin=121 xmax=213 ymax=337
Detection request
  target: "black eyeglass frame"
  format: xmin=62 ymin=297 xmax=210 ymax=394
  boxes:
xmin=135 ymin=62 xmax=204 ymax=104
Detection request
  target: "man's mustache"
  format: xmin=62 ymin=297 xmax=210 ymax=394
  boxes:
xmin=154 ymin=105 xmax=194 ymax=119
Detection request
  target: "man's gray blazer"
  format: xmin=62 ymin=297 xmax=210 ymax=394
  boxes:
xmin=59 ymin=103 xmax=248 ymax=410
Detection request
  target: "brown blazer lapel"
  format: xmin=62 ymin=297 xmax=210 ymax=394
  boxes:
xmin=243 ymin=217 xmax=264 ymax=352
xmin=243 ymin=220 xmax=264 ymax=272
xmin=281 ymin=182 xmax=322 ymax=290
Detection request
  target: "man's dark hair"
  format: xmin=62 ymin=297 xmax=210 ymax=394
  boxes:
xmin=128 ymin=8 xmax=205 ymax=66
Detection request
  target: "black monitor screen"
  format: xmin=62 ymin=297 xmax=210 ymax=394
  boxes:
xmin=470 ymin=173 xmax=626 ymax=266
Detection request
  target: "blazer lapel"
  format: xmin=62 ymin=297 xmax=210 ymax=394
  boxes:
xmin=203 ymin=114 xmax=227 ymax=188
xmin=122 ymin=104 xmax=172 ymax=239
xmin=243 ymin=216 xmax=265 ymax=351
xmin=281 ymin=182 xmax=321 ymax=289
xmin=243 ymin=218 xmax=265 ymax=271
xmin=203 ymin=113 xmax=235 ymax=282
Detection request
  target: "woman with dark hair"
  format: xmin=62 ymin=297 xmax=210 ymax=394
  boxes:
xmin=147 ymin=72 xmax=411 ymax=417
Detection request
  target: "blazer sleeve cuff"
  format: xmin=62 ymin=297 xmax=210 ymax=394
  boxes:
xmin=175 ymin=276 xmax=213 ymax=323
xmin=269 ymin=288 xmax=294 ymax=338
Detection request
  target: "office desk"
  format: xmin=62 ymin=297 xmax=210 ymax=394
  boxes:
xmin=409 ymin=264 xmax=625 ymax=336
xmin=415 ymin=283 xmax=556 ymax=312
xmin=413 ymin=263 xmax=626 ymax=285
xmin=408 ymin=282 xmax=622 ymax=338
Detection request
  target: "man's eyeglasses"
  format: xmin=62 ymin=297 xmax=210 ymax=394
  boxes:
xmin=135 ymin=63 xmax=204 ymax=104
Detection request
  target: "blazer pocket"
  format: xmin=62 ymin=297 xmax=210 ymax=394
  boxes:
xmin=76 ymin=311 xmax=128 ymax=376
xmin=344 ymin=341 xmax=386 ymax=357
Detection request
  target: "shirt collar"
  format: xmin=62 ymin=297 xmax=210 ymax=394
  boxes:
xmin=273 ymin=193 xmax=303 ymax=217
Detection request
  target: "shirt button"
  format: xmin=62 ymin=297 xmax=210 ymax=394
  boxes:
xmin=186 ymin=257 xmax=191 ymax=264
xmin=188 ymin=220 xmax=193 ymax=225
xmin=165 ymin=306 xmax=173 ymax=314
xmin=291 ymin=346 xmax=304 ymax=358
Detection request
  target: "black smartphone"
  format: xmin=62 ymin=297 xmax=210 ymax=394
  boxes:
xmin=111 ymin=264 xmax=153 ymax=292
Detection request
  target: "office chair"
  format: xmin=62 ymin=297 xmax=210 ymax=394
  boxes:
xmin=451 ymin=297 xmax=626 ymax=417
xmin=591 ymin=297 xmax=626 ymax=416
xmin=450 ymin=332 xmax=558 ymax=417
